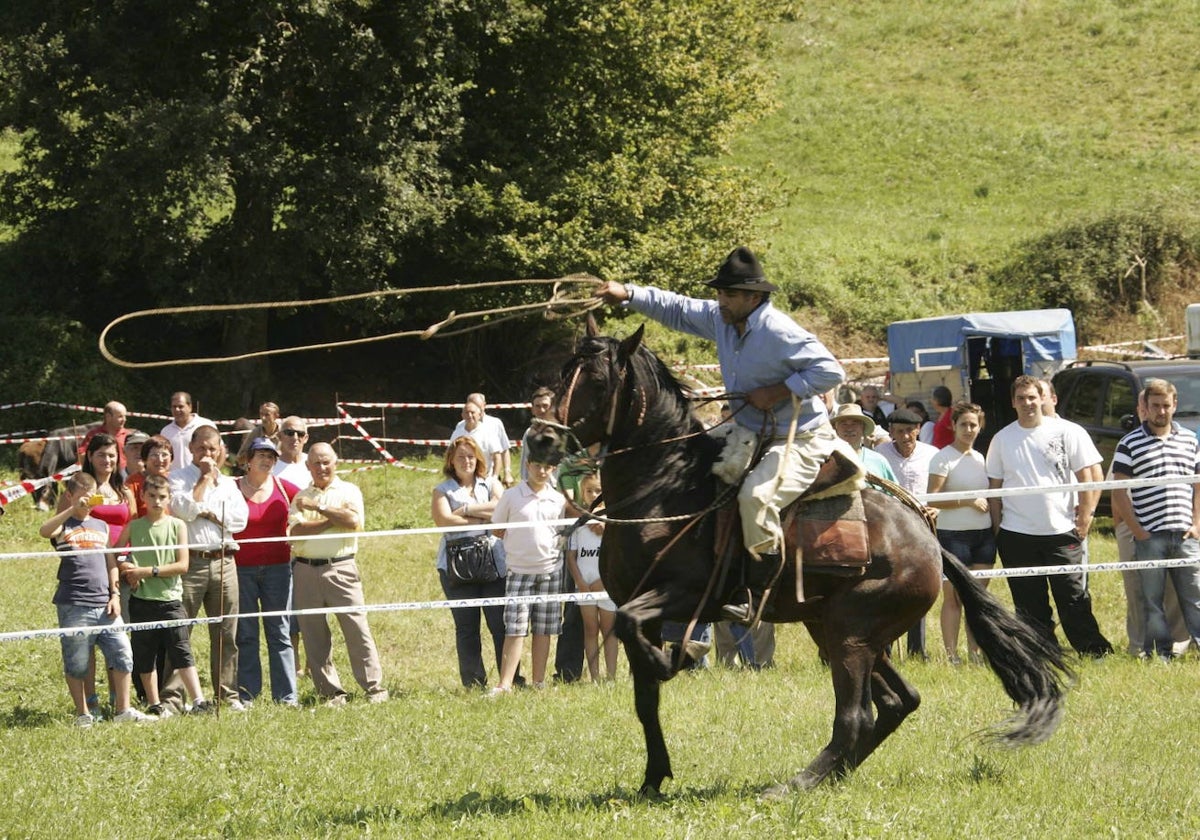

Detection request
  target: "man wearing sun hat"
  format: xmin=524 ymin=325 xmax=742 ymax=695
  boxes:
xmin=831 ymin=403 xmax=897 ymax=482
xmin=595 ymin=246 xmax=851 ymax=624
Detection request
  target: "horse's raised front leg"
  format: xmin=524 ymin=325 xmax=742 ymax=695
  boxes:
xmin=614 ymin=589 xmax=676 ymax=681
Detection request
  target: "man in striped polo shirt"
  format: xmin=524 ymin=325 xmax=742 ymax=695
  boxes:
xmin=1112 ymin=379 xmax=1200 ymax=660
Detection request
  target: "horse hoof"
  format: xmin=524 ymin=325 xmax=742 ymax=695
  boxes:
xmin=760 ymin=782 xmax=792 ymax=802
xmin=683 ymin=639 xmax=711 ymax=663
xmin=637 ymin=782 xmax=664 ymax=800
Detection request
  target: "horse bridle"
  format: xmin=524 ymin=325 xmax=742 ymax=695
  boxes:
xmin=558 ymin=351 xmax=646 ymax=444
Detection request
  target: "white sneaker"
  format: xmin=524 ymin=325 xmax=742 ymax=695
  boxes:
xmin=226 ymin=699 xmax=248 ymax=712
xmin=366 ymin=690 xmax=389 ymax=704
xmin=485 ymin=686 xmax=512 ymax=699
xmin=112 ymin=708 xmax=156 ymax=724
xmin=324 ymin=694 xmax=348 ymax=708
xmin=73 ymin=713 xmax=95 ymax=728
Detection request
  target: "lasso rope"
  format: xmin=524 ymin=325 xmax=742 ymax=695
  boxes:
xmin=98 ymin=275 xmax=603 ymax=368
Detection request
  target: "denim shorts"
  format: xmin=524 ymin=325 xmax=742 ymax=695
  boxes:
xmin=937 ymin=527 xmax=997 ymax=569
xmin=56 ymin=603 xmax=133 ymax=679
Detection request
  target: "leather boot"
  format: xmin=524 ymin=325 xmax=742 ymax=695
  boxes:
xmin=721 ymin=551 xmax=781 ymax=625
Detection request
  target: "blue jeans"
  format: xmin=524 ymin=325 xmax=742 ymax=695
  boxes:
xmin=236 ymin=564 xmax=297 ymax=703
xmin=662 ymin=621 xmax=712 ymax=670
xmin=1134 ymin=532 xmax=1200 ymax=657
xmin=56 ymin=604 xmax=133 ymax=678
xmin=439 ymin=569 xmax=508 ymax=687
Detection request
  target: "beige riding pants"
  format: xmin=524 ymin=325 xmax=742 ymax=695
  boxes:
xmin=738 ymin=422 xmax=853 ymax=557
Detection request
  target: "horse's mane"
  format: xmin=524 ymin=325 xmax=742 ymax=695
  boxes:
xmin=574 ymin=334 xmax=717 ymax=497
xmin=576 ymin=334 xmax=700 ymax=437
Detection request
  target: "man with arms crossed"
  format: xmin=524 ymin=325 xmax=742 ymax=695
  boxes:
xmin=289 ymin=443 xmax=389 ymax=705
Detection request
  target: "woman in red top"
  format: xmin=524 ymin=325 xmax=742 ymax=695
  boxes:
xmin=126 ymin=435 xmax=174 ymax=518
xmin=234 ymin=437 xmax=300 ymax=705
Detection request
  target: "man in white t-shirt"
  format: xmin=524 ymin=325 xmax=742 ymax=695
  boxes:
xmin=986 ymin=375 xmax=1113 ymax=656
xmin=271 ymin=416 xmax=311 ymax=488
xmin=161 ymin=391 xmax=215 ymax=473
xmin=449 ymin=393 xmax=512 ymax=485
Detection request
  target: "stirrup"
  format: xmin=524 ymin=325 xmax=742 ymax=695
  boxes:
xmin=721 ymin=588 xmax=769 ymax=628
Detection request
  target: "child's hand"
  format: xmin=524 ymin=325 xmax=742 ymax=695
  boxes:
xmin=587 ymin=520 xmax=605 ymax=536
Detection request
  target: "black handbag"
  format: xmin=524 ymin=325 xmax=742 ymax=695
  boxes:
xmin=446 ymin=535 xmax=500 ymax=584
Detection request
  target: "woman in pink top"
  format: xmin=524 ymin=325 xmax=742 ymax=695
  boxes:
xmin=233 ymin=437 xmax=300 ymax=705
xmin=63 ymin=433 xmax=136 ymax=545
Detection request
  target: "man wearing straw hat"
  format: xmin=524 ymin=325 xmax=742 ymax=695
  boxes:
xmin=830 ymin=403 xmax=896 ymax=482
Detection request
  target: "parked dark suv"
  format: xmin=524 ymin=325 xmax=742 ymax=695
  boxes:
xmin=1052 ymin=359 xmax=1200 ymax=512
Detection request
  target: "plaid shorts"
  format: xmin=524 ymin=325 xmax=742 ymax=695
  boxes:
xmin=503 ymin=567 xmax=564 ymax=637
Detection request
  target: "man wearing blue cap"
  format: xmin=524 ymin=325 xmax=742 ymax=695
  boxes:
xmin=595 ymin=247 xmax=847 ymax=623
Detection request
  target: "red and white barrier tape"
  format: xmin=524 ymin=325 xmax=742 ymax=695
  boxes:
xmin=337 ymin=406 xmax=399 ymax=465
xmin=0 ymin=464 xmax=81 ymax=510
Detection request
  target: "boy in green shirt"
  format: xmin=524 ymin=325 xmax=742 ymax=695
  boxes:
xmin=115 ymin=474 xmax=212 ymax=716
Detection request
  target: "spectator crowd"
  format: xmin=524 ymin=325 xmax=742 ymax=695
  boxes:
xmin=31 ymin=370 xmax=1200 ymax=726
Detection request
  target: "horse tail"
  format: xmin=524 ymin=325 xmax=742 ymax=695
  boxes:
xmin=941 ymin=548 xmax=1075 ymax=746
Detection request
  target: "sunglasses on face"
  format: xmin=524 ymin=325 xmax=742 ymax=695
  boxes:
xmin=281 ymin=429 xmax=307 ymax=438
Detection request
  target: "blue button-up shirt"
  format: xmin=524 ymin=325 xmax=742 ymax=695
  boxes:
xmin=625 ymin=285 xmax=844 ymax=434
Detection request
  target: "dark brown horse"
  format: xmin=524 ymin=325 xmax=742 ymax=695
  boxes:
xmin=545 ymin=318 xmax=1071 ymax=796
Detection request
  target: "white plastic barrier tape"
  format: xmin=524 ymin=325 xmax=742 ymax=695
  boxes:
xmin=0 ymin=592 xmax=614 ymax=643
xmin=0 ymin=515 xmax=583 ymax=563
xmin=338 ymin=401 xmax=531 ymax=410
xmin=971 ymin=556 xmax=1199 ymax=580
xmin=915 ymin=473 xmax=1200 ymax=504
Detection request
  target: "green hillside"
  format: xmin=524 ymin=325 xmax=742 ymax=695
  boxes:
xmin=731 ymin=0 xmax=1200 ymax=346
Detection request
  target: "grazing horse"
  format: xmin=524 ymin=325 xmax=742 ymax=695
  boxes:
xmin=548 ymin=318 xmax=1072 ymax=796
xmin=18 ymin=424 xmax=94 ymax=510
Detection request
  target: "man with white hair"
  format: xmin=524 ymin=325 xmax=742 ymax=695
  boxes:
xmin=450 ymin=392 xmax=513 ymax=485
xmin=289 ymin=443 xmax=388 ymax=705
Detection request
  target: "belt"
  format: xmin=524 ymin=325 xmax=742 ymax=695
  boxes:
xmin=194 ymin=549 xmax=235 ymax=560
xmin=293 ymin=554 xmax=355 ymax=568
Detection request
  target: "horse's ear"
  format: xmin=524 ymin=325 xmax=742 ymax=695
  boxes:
xmin=585 ymin=313 xmax=600 ymax=337
xmin=617 ymin=324 xmax=645 ymax=364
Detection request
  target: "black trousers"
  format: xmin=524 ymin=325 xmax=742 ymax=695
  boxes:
xmin=996 ymin=528 xmax=1113 ymax=656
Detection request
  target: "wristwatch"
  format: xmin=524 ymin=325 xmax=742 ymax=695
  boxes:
xmin=152 ymin=566 xmax=159 ymax=578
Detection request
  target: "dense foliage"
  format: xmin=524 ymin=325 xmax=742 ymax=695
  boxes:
xmin=0 ymin=0 xmax=778 ymax=410
xmin=990 ymin=208 xmax=1200 ymax=343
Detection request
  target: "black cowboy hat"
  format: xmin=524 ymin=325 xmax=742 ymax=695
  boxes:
xmin=705 ymin=246 xmax=778 ymax=293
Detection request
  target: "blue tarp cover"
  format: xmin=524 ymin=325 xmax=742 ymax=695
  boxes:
xmin=887 ymin=310 xmax=1076 ymax=374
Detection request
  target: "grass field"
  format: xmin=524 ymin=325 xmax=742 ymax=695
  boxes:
xmin=1 ymin=461 xmax=1198 ymax=838
xmin=5 ymin=2 xmax=1200 ymax=836
xmin=734 ymin=0 xmax=1200 ymax=335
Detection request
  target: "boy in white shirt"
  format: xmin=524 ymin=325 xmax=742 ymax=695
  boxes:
xmin=488 ymin=459 xmax=566 ymax=695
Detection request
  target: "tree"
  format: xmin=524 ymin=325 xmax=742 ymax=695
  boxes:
xmin=0 ymin=0 xmax=778 ymax=410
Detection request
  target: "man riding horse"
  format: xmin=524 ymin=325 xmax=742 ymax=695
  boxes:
xmin=595 ymin=246 xmax=854 ymax=624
